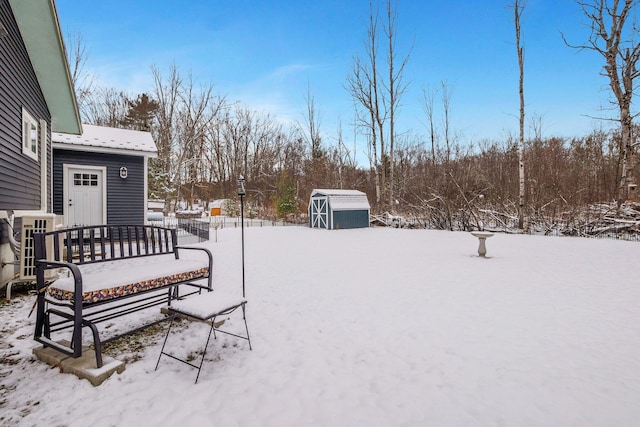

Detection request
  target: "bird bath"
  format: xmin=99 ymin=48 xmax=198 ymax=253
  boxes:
xmin=470 ymin=231 xmax=494 ymax=257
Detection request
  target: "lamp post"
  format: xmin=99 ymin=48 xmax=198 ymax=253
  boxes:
xmin=237 ymin=175 xmax=246 ymax=298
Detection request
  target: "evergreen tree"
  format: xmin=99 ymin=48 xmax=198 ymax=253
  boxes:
xmin=275 ymin=172 xmax=297 ymax=218
xmin=122 ymin=93 xmax=159 ymax=131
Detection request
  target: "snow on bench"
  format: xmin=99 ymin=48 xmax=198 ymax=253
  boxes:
xmin=46 ymin=256 xmax=209 ymax=304
xmin=169 ymin=292 xmax=246 ymax=320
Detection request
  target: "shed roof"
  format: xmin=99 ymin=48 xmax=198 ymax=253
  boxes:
xmin=310 ymin=189 xmax=370 ymax=210
xmin=209 ymin=199 xmax=229 ymax=208
xmin=52 ymin=124 xmax=158 ymax=157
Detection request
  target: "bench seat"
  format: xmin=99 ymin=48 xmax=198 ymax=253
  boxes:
xmin=47 ymin=256 xmax=210 ymax=304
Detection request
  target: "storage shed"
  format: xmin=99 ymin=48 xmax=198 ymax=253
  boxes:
xmin=209 ymin=199 xmax=230 ymax=216
xmin=308 ymin=189 xmax=370 ymax=230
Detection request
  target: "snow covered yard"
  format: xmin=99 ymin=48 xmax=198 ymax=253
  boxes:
xmin=1 ymin=226 xmax=640 ymax=426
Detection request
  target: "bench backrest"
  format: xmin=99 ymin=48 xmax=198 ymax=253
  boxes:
xmin=34 ymin=225 xmax=179 ymax=265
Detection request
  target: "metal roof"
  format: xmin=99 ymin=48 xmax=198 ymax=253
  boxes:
xmin=310 ymin=189 xmax=371 ymax=210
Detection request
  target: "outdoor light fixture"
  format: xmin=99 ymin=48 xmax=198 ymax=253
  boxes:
xmin=237 ymin=175 xmax=246 ymax=196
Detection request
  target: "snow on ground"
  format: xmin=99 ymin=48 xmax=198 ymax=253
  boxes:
xmin=1 ymin=227 xmax=640 ymax=426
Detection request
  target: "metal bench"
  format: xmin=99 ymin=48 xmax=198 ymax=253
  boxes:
xmin=33 ymin=224 xmax=213 ymax=368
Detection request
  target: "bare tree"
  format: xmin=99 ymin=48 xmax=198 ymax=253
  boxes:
xmin=151 ymin=64 xmax=182 ymax=211
xmin=83 ymin=87 xmax=129 ymax=127
xmin=346 ymin=1 xmax=384 ymax=206
xmin=384 ymin=0 xmax=411 ymax=211
xmin=65 ymin=32 xmax=96 ymax=121
xmin=441 ymin=80 xmax=453 ymax=163
xmin=530 ymin=113 xmax=544 ymax=141
xmin=369 ymin=1 xmax=387 ymax=208
xmin=301 ymin=83 xmax=324 ymax=160
xmin=421 ymin=86 xmax=438 ymax=165
xmin=177 ymin=73 xmax=224 ymax=208
xmin=347 ymin=0 xmax=410 ymax=211
xmin=512 ymin=0 xmax=526 ymax=229
xmin=563 ymin=0 xmax=640 ymax=203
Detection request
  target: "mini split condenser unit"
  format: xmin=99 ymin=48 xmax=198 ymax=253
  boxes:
xmin=19 ymin=214 xmax=59 ymax=281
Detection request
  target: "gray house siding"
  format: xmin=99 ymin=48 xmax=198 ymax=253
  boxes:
xmin=53 ymin=149 xmax=145 ymax=225
xmin=0 ymin=0 xmax=51 ymax=211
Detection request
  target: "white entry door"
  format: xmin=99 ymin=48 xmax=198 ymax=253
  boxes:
xmin=65 ymin=166 xmax=106 ymax=226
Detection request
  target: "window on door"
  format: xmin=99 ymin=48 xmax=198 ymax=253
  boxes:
xmin=73 ymin=173 xmax=99 ymax=187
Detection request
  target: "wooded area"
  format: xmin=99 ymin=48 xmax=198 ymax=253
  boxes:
xmin=67 ymin=0 xmax=640 ymax=235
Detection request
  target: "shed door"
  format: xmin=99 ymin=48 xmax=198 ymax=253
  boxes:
xmin=311 ymin=197 xmax=328 ymax=229
xmin=66 ymin=166 xmax=106 ymax=226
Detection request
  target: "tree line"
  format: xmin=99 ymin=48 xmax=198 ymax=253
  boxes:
xmin=67 ymin=0 xmax=640 ymax=230
xmin=75 ymin=66 xmax=629 ymax=227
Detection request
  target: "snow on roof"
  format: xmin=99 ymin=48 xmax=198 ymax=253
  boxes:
xmin=209 ymin=199 xmax=230 ymax=208
xmin=312 ymin=189 xmax=366 ymax=197
xmin=52 ymin=124 xmax=157 ymax=157
xmin=310 ymin=189 xmax=370 ymax=210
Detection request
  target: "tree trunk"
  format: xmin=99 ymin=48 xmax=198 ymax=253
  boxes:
xmin=514 ymin=0 xmax=526 ymax=229
xmin=564 ymin=0 xmax=640 ymax=205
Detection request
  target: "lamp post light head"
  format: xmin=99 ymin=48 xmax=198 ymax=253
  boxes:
xmin=237 ymin=175 xmax=246 ymax=196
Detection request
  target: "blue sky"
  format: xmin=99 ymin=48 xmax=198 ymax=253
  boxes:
xmin=55 ymin=0 xmax=616 ymax=153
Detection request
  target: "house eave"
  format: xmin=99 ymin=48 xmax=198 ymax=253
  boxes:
xmin=53 ymin=142 xmax=158 ymax=158
xmin=9 ymin=0 xmax=82 ymax=135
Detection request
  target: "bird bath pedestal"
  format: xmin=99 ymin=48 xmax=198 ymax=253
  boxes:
xmin=470 ymin=231 xmax=494 ymax=258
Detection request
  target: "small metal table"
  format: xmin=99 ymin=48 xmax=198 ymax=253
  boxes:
xmin=155 ymin=292 xmax=252 ymax=383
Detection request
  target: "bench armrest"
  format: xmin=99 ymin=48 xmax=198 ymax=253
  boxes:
xmin=174 ymin=246 xmax=213 ymax=290
xmin=35 ymin=259 xmax=83 ymax=296
xmin=175 ymin=246 xmax=213 ymax=262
